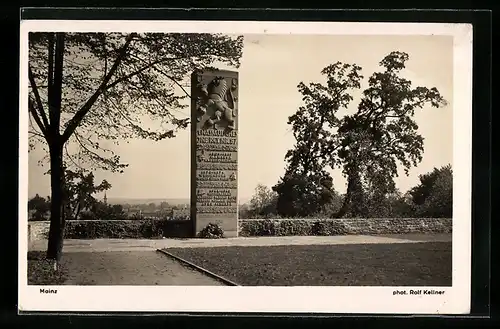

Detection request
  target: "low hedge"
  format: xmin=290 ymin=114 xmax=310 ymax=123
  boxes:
xmin=29 ymin=218 xmax=452 ymax=240
xmin=238 ymin=219 xmax=350 ymax=237
xmin=62 ymin=219 xmax=191 ymax=239
xmin=238 ymin=218 xmax=452 ymax=237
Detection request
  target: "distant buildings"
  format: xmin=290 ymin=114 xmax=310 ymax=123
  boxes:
xmin=28 ymin=198 xmax=192 ymax=221
xmin=122 ymin=203 xmax=190 ymax=220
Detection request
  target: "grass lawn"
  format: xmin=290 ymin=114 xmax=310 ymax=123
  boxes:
xmin=165 ymin=242 xmax=452 ymax=286
xmin=28 ymin=251 xmax=68 ymax=285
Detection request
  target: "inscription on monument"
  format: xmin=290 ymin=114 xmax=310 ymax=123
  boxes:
xmin=197 ymin=163 xmax=238 ymax=171
xmin=191 ymin=69 xmax=239 ymax=237
xmin=196 ymin=150 xmax=237 ymax=163
xmin=196 ymin=181 xmax=237 ymax=189
xmin=197 ymin=206 xmax=238 ymax=213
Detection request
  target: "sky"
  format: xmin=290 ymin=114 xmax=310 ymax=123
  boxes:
xmin=28 ymin=34 xmax=453 ymax=203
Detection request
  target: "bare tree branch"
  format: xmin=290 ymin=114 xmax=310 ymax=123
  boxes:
xmin=73 ymin=131 xmax=107 ymax=168
xmin=129 ymin=53 xmax=192 ymax=98
xmin=28 ymin=65 xmax=50 ymax=130
xmin=61 ymin=33 xmax=137 ymax=144
xmin=28 ymin=130 xmax=46 ymax=139
xmin=104 ymin=56 xmax=182 ymax=91
xmin=28 ymin=97 xmax=49 ymax=138
xmin=64 ymin=140 xmax=81 ymax=170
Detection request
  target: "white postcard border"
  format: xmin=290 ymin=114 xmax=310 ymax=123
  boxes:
xmin=18 ymin=20 xmax=473 ymax=314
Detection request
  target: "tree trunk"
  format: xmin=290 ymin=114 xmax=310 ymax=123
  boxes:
xmin=46 ymin=144 xmax=66 ymax=262
xmin=333 ymin=161 xmax=367 ymax=219
xmin=334 ymin=174 xmax=354 ymax=218
xmin=74 ymin=201 xmax=82 ymax=220
xmin=46 ymin=32 xmax=66 ymax=264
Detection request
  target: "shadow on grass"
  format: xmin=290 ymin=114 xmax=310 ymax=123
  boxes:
xmin=27 ymin=251 xmax=68 ymax=285
xmin=165 ymin=242 xmax=452 ymax=286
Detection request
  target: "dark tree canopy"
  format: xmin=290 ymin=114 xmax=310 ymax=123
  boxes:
xmin=28 ymin=194 xmax=51 ymax=220
xmin=275 ymin=51 xmax=447 ymax=218
xmin=273 ymin=172 xmax=340 ymax=218
xmin=409 ymin=164 xmax=453 ymax=218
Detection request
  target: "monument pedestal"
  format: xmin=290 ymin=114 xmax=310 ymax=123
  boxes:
xmin=190 ymin=69 xmax=239 ymax=238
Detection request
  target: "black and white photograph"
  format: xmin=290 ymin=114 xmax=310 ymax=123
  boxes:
xmin=19 ymin=20 xmax=472 ymax=314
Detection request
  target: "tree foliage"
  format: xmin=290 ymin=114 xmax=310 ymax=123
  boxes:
xmin=246 ymin=184 xmax=278 ymax=218
xmin=29 ymin=32 xmax=244 ymax=171
xmin=273 ymin=173 xmax=341 ymax=217
xmin=63 ymin=169 xmax=111 ymax=220
xmin=28 ymin=32 xmax=244 ymax=260
xmin=276 ymin=52 xmax=447 ymax=218
xmin=409 ymin=164 xmax=453 ymax=218
xmin=84 ymin=202 xmax=126 ymax=221
xmin=28 ymin=194 xmax=51 ymax=220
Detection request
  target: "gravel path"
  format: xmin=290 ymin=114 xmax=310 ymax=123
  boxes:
xmin=59 ymin=251 xmax=224 ymax=286
xmin=29 ymin=233 xmax=452 ymax=252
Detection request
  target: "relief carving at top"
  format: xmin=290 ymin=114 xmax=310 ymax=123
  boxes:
xmin=196 ymin=76 xmax=238 ymax=130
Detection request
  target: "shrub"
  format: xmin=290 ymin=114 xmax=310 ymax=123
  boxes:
xmin=241 ymin=219 xmax=279 ymax=236
xmin=240 ymin=219 xmax=351 ymax=237
xmin=311 ymin=220 xmax=349 ymax=236
xmin=78 ymin=211 xmax=97 ymax=221
xmin=198 ymin=223 xmax=225 ymax=239
xmin=238 ymin=220 xmax=259 ymax=237
xmin=63 ymin=219 xmax=166 ymax=239
xmin=259 ymin=219 xmax=276 ymax=236
xmin=276 ymin=219 xmax=311 ymax=236
xmin=31 ymin=217 xmax=452 ymax=240
xmin=409 ymin=165 xmax=453 ymax=218
xmin=239 ymin=219 xmax=313 ymax=237
xmin=139 ymin=219 xmax=164 ymax=238
xmin=70 ymin=221 xmax=97 ymax=239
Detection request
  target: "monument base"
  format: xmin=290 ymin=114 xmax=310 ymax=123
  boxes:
xmin=194 ymin=216 xmax=238 ymax=238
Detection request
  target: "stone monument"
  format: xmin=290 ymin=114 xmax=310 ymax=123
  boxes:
xmin=190 ymin=69 xmax=239 ymax=237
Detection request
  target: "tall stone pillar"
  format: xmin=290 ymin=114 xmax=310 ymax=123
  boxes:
xmin=190 ymin=69 xmax=239 ymax=237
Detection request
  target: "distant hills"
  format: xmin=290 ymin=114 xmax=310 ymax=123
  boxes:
xmin=106 ymin=198 xmax=189 ymax=206
xmin=106 ymin=197 xmax=251 ymax=206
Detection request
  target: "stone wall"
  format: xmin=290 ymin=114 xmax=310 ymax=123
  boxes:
xmin=328 ymin=218 xmax=452 ymax=235
xmin=27 ymin=219 xmax=191 ymax=242
xmin=27 ymin=218 xmax=452 ymax=243
xmin=238 ymin=218 xmax=452 ymax=236
xmin=28 ymin=221 xmax=50 ymax=244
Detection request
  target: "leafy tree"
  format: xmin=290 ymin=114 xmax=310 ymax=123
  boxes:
xmin=247 ymin=184 xmax=278 ymax=218
xmin=361 ymin=189 xmax=413 ymax=218
xmin=63 ymin=169 xmax=111 ymax=220
xmin=159 ymin=201 xmax=169 ymax=210
xmin=28 ymin=32 xmax=244 ymax=262
xmin=28 ymin=194 xmax=51 ymax=220
xmin=337 ymin=53 xmax=447 ymax=217
xmin=86 ymin=201 xmax=126 ymax=220
xmin=238 ymin=203 xmax=251 ymax=219
xmin=147 ymin=202 xmax=157 ymax=211
xmin=274 ymin=62 xmax=363 ymax=218
xmin=409 ymin=164 xmax=453 ymax=217
xmin=278 ymin=52 xmax=447 ymax=218
xmin=273 ymin=172 xmax=339 ymax=218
